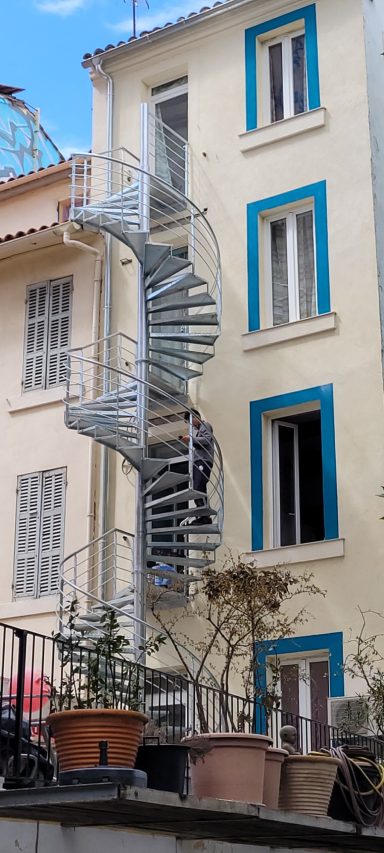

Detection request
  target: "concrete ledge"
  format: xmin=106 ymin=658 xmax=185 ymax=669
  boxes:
xmin=239 ymin=107 xmax=327 ymax=152
xmin=242 ymin=312 xmax=337 ymax=351
xmin=6 ymin=386 xmax=64 ymax=414
xmin=0 ymin=783 xmax=382 ymax=850
xmin=246 ymin=538 xmax=345 ymax=568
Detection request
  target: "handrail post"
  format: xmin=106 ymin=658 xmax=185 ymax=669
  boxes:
xmin=11 ymin=629 xmax=27 ymax=785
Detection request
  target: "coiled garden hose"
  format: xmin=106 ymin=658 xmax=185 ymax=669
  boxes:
xmin=311 ymin=747 xmax=384 ymax=826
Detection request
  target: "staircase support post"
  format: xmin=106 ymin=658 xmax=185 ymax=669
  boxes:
xmin=133 ymin=104 xmax=151 ymax=660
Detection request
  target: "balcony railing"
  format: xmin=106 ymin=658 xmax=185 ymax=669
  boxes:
xmin=1 ymin=621 xmax=383 ymax=788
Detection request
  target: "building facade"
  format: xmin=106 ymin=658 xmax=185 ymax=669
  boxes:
xmin=79 ymin=0 xmax=384 ymax=727
xmin=0 ymin=162 xmax=103 ymax=636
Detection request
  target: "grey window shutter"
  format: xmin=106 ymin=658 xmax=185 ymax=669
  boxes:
xmin=13 ymin=473 xmax=41 ymax=598
xmin=46 ymin=277 xmax=72 ymax=388
xmin=23 ymin=283 xmax=49 ymax=391
xmin=38 ymin=468 xmax=66 ymax=596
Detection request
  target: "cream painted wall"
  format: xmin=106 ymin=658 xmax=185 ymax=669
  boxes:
xmin=0 ymin=228 xmax=100 ymax=634
xmin=89 ymin=0 xmax=384 ymax=692
xmin=0 ymin=172 xmax=71 ymax=236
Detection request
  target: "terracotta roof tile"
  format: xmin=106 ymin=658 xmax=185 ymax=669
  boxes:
xmin=0 ymin=222 xmax=60 ymax=244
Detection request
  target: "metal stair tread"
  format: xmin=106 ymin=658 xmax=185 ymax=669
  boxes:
xmin=150 ymin=332 xmax=218 ymax=345
xmin=145 ymin=273 xmax=207 ymax=299
xmin=146 ymin=554 xmax=213 ymax=568
xmin=144 ymin=243 xmax=171 ymax=276
xmin=146 ymin=523 xmax=220 ymax=534
xmin=149 ymin=345 xmax=212 ymax=364
xmin=147 ymin=293 xmax=215 ymax=313
xmin=145 ymin=505 xmax=218 ymax=521
xmin=143 ymin=470 xmax=188 ymax=496
xmin=147 ymin=540 xmax=217 ymax=551
xmin=149 ymin=314 xmax=218 ymax=327
xmin=144 ymin=487 xmax=209 ymax=509
xmin=149 ymin=360 xmax=201 ymax=381
xmin=146 ymin=256 xmax=191 ymax=287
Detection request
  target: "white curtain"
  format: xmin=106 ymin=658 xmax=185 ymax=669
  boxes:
xmin=297 ymin=211 xmax=316 ymax=319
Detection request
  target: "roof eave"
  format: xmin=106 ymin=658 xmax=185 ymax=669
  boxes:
xmin=82 ymin=0 xmax=251 ymax=67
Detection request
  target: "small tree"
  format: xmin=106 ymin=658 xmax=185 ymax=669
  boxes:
xmin=345 ymin=607 xmax=384 ymax=737
xmin=150 ymin=553 xmax=323 ymax=733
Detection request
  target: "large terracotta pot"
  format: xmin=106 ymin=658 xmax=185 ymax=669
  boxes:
xmin=184 ymin=732 xmax=272 ymax=802
xmin=263 ymin=747 xmax=287 ymax=809
xmin=279 ymin=754 xmax=340 ymax=816
xmin=47 ymin=708 xmax=148 ymax=772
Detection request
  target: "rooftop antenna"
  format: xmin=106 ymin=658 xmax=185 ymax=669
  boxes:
xmin=130 ymin=0 xmax=149 ymax=38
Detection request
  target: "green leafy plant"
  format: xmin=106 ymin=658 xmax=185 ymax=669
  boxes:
xmin=50 ymin=599 xmax=165 ymax=712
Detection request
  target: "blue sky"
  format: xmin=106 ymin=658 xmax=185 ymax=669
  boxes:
xmin=1 ymin=0 xmax=196 ymax=158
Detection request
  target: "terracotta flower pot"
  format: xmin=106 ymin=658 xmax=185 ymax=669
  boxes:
xmin=47 ymin=708 xmax=148 ymax=772
xmin=279 ymin=754 xmax=340 ymax=816
xmin=263 ymin=747 xmax=287 ymax=809
xmin=184 ymin=732 xmax=272 ymax=802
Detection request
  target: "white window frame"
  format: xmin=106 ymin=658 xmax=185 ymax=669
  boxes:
xmin=264 ymin=29 xmax=307 ymax=124
xmin=13 ymin=467 xmax=66 ymax=599
xmin=267 ymin=652 xmax=329 ymax=751
xmin=272 ymin=420 xmax=300 ymax=547
xmin=264 ymin=203 xmax=317 ymax=327
xmin=149 ymin=78 xmax=189 ymax=195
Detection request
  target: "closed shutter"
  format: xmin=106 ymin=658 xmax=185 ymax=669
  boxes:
xmin=14 ymin=473 xmax=41 ymax=598
xmin=38 ymin=469 xmax=66 ymax=596
xmin=46 ymin=277 xmax=72 ymax=387
xmin=23 ymin=283 xmax=49 ymax=391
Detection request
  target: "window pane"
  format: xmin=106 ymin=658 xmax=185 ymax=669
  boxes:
xmin=278 ymin=425 xmax=297 ymax=546
xmin=298 ymin=413 xmax=325 ymax=543
xmin=291 ymin=34 xmax=307 ymax=115
xmin=269 ymin=43 xmax=284 ymax=122
xmin=280 ymin=664 xmax=300 ymax=717
xmin=296 ymin=210 xmax=316 ymax=319
xmin=154 ymin=93 xmax=188 ymax=192
xmin=271 ymin=218 xmax=289 ymax=325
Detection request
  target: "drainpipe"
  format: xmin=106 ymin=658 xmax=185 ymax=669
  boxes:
xmin=92 ymin=57 xmax=113 ymax=539
xmin=63 ymin=230 xmax=102 ymax=546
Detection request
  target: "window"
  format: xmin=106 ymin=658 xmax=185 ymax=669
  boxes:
xmin=247 ymin=182 xmax=329 ymax=332
xmin=272 ymin=411 xmax=324 ymax=547
xmin=245 ymin=4 xmax=320 ymax=131
xmin=150 ymin=77 xmax=188 ymax=194
xmin=250 ymin=385 xmax=338 ymax=552
xmin=267 ymin=206 xmax=315 ymax=326
xmin=267 ymin=31 xmax=307 ymax=123
xmin=13 ymin=468 xmax=66 ymax=598
xmin=22 ymin=277 xmax=72 ymax=392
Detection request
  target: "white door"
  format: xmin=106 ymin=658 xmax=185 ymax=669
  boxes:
xmin=150 ymin=77 xmax=188 ymax=194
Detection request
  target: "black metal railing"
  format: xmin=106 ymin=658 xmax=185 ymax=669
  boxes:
xmin=1 ymin=621 xmax=383 ymax=789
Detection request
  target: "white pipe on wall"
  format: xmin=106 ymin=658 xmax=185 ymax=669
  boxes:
xmin=63 ymin=230 xmax=102 ymax=546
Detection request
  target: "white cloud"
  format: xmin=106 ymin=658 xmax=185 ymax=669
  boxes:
xmin=36 ymin=0 xmax=87 ymax=16
xmin=109 ymin=0 xmax=198 ymax=34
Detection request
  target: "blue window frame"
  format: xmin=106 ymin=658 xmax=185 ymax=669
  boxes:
xmin=250 ymin=384 xmax=338 ymax=551
xmin=254 ymin=632 xmax=344 ymax=733
xmin=247 ymin=181 xmax=330 ymax=332
xmin=245 ymin=4 xmax=320 ymax=131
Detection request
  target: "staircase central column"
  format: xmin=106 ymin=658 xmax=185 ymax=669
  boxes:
xmin=133 ymin=106 xmax=151 ymax=658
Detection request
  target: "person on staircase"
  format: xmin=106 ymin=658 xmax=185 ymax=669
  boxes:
xmin=181 ymin=408 xmax=214 ymax=525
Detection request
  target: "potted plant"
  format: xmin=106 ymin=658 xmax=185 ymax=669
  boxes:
xmin=135 ymin=719 xmax=190 ymax=794
xmin=150 ymin=553 xmax=323 ymax=802
xmin=279 ymin=753 xmax=341 ymax=816
xmin=47 ymin=600 xmax=165 ymax=774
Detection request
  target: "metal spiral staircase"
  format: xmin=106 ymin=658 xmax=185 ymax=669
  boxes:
xmin=59 ymin=129 xmax=223 ymax=672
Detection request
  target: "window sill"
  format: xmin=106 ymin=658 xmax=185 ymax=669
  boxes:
xmin=0 ymin=597 xmax=57 ymax=620
xmin=239 ymin=107 xmax=327 ymax=153
xmin=6 ymin=386 xmax=64 ymax=414
xmin=246 ymin=538 xmax=345 ymax=568
xmin=242 ymin=312 xmax=337 ymax=351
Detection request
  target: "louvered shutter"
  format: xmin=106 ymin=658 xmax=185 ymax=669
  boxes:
xmin=14 ymin=473 xmax=41 ymax=598
xmin=23 ymin=283 xmax=48 ymax=391
xmin=46 ymin=277 xmax=72 ymax=387
xmin=38 ymin=469 xmax=66 ymax=596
